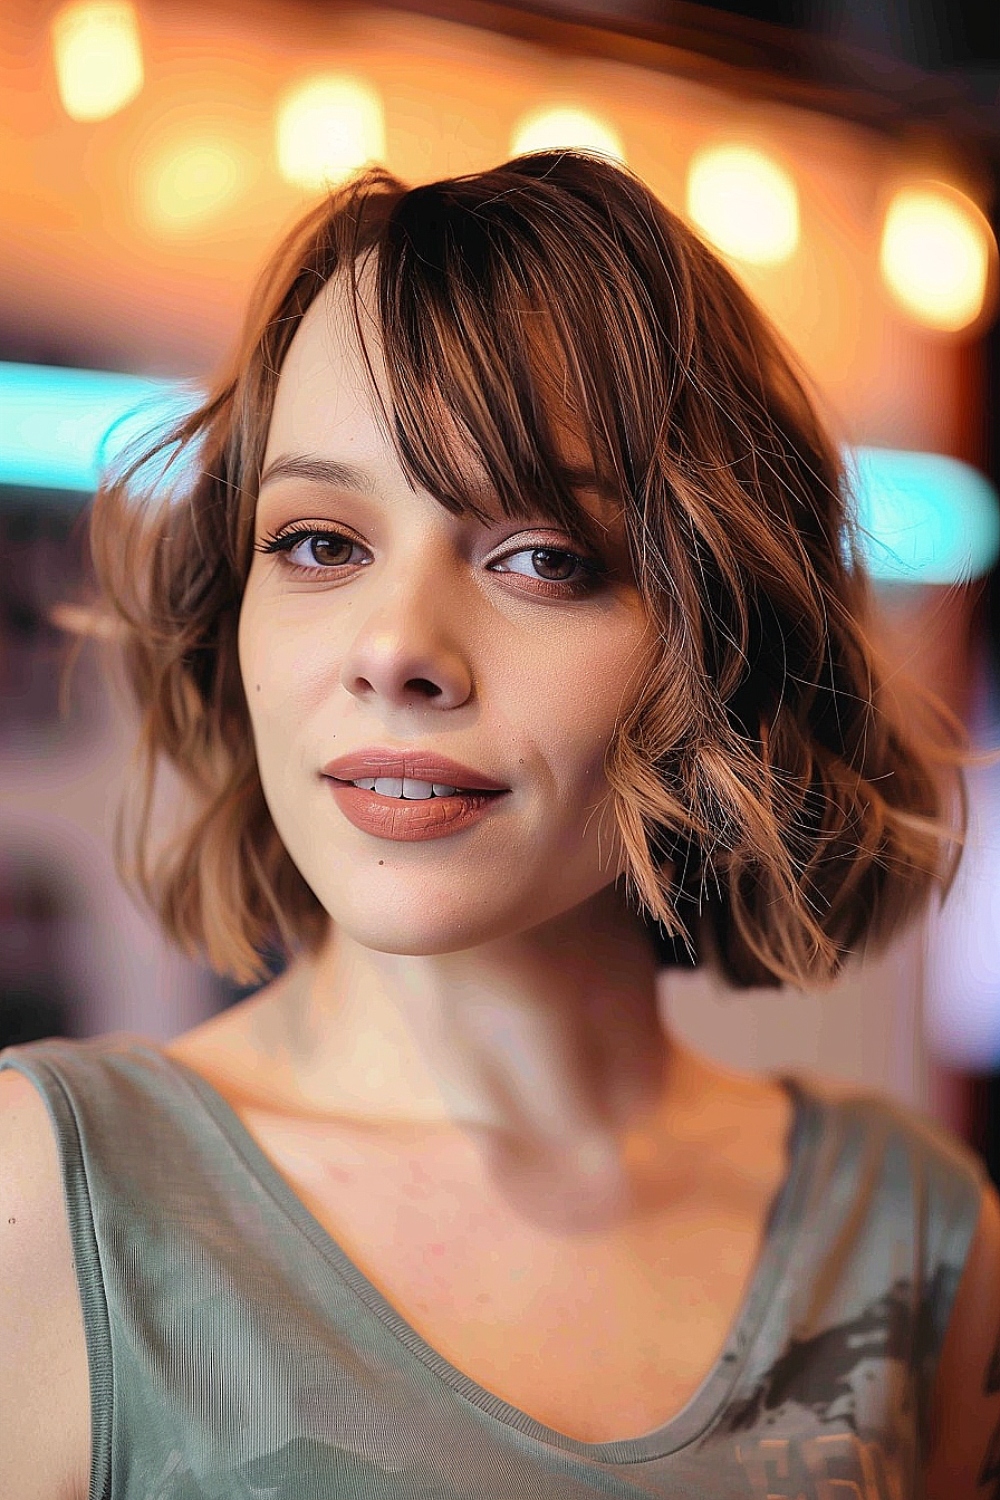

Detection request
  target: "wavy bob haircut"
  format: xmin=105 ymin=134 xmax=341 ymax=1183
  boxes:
xmin=58 ymin=149 xmax=970 ymax=991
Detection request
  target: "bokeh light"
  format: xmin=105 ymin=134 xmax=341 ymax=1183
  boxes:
xmin=510 ymin=107 xmax=625 ymax=163
xmin=686 ymin=143 xmax=799 ymax=265
xmin=139 ymin=139 xmax=247 ymax=233
xmin=51 ymin=0 xmax=144 ymax=123
xmin=848 ymin=446 xmax=1000 ymax=583
xmin=275 ymin=75 xmax=386 ymax=190
xmin=879 ymin=183 xmax=994 ymax=333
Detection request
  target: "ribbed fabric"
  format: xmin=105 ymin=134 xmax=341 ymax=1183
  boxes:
xmin=1 ymin=1032 xmax=986 ymax=1500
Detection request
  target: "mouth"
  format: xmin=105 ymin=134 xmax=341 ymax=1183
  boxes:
xmin=320 ymin=750 xmax=510 ymax=793
xmin=330 ymin=777 xmax=506 ymax=799
xmin=326 ymin=776 xmax=510 ymax=841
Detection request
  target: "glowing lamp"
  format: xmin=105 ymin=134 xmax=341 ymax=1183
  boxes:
xmin=275 ymin=76 xmax=385 ymax=191
xmin=686 ymin=144 xmax=799 ymax=266
xmin=880 ymin=183 xmax=994 ymax=333
xmin=510 ymin=109 xmax=625 ymax=164
xmin=141 ymin=141 xmax=245 ymax=232
xmin=51 ymin=1 xmax=143 ymax=123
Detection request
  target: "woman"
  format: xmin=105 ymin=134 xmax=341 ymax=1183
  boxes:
xmin=2 ymin=150 xmax=998 ymax=1499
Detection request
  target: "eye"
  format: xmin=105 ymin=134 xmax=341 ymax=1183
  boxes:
xmin=491 ymin=544 xmax=604 ymax=597
xmin=253 ymin=524 xmax=606 ymax=597
xmin=254 ymin=525 xmax=364 ymax=573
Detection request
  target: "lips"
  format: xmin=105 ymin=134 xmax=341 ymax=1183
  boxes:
xmin=320 ymin=748 xmax=509 ymax=793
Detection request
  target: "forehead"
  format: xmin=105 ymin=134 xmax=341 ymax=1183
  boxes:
xmin=264 ymin=273 xmax=387 ymax=451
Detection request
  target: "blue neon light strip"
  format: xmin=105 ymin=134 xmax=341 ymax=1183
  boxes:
xmin=0 ymin=362 xmax=201 ymax=493
xmin=2 ymin=361 xmax=999 ymax=583
xmin=848 ymin=447 xmax=1000 ymax=584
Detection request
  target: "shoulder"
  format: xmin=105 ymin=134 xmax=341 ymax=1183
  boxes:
xmin=0 ymin=1067 xmax=75 ymax=1315
xmin=0 ymin=1066 xmax=92 ymax=1500
xmin=787 ymin=1069 xmax=997 ymax=1497
xmin=789 ymin=1068 xmax=987 ymax=1267
xmin=923 ymin=1175 xmax=1000 ymax=1500
xmin=788 ymin=1065 xmax=983 ymax=1173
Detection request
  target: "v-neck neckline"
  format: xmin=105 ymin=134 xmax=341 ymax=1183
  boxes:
xmin=130 ymin=1037 xmax=823 ymax=1466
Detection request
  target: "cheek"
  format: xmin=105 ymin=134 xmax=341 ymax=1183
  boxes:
xmin=238 ymin=593 xmax=299 ymax=705
xmin=529 ymin=680 xmax=623 ymax=806
xmin=237 ymin=600 xmax=263 ymax=713
xmin=237 ymin=596 xmax=290 ymax=747
xmin=237 ymin=597 xmax=340 ymax=779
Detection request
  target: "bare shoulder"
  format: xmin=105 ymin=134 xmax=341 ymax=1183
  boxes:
xmin=924 ymin=1176 xmax=1000 ymax=1500
xmin=0 ymin=1067 xmax=92 ymax=1500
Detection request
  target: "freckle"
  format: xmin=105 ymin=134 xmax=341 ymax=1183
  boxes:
xmin=476 ymin=1292 xmax=490 ymax=1305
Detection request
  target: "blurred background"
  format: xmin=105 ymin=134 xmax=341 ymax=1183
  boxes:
xmin=3 ymin=0 xmax=1000 ymax=1180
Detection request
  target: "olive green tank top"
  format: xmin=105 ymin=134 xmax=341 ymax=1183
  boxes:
xmin=0 ymin=1032 xmax=987 ymax=1500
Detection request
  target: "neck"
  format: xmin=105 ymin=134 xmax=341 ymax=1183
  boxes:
xmin=247 ymin=885 xmax=683 ymax=1227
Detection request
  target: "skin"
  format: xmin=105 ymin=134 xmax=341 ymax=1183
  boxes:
xmin=234 ymin=263 xmax=714 ymax=1232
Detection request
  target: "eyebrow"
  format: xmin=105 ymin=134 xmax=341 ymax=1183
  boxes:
xmin=259 ymin=455 xmax=378 ymax=494
xmin=258 ymin=452 xmax=613 ymax=502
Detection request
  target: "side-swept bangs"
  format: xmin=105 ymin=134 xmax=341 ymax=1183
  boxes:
xmin=58 ymin=149 xmax=971 ymax=990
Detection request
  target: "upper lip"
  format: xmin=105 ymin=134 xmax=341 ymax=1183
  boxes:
xmin=321 ymin=748 xmax=510 ymax=792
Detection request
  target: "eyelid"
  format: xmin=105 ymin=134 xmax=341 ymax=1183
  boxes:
xmin=496 ymin=529 xmax=591 ymax=554
xmin=258 ymin=519 xmax=594 ymax=556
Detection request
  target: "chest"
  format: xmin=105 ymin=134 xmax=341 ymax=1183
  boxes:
xmin=233 ymin=1101 xmax=779 ymax=1445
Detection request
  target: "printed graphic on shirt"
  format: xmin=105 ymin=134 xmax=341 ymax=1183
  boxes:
xmin=721 ymin=1278 xmax=914 ymax=1433
xmin=715 ymin=1271 xmax=961 ymax=1500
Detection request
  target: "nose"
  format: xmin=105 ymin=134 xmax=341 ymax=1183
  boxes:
xmin=338 ymin=554 xmax=476 ymax=711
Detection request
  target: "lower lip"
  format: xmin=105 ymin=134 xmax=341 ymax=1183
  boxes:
xmin=325 ymin=780 xmax=510 ymax=841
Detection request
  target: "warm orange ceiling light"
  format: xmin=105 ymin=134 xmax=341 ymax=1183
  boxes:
xmin=139 ymin=140 xmax=247 ymax=234
xmin=686 ymin=144 xmax=799 ymax=266
xmin=880 ymin=182 xmax=995 ymax=333
xmin=51 ymin=0 xmax=144 ymax=122
xmin=275 ymin=76 xmax=385 ymax=190
xmin=509 ymin=107 xmax=625 ymax=164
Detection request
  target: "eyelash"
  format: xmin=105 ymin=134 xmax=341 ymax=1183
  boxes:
xmin=253 ymin=524 xmax=606 ymax=598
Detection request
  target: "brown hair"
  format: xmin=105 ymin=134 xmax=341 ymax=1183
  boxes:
xmin=56 ymin=149 xmax=971 ymax=990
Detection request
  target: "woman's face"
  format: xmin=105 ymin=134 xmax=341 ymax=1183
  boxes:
xmin=239 ymin=271 xmax=656 ymax=959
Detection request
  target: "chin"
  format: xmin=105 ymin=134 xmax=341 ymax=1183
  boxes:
xmin=315 ymin=904 xmax=504 ymax=958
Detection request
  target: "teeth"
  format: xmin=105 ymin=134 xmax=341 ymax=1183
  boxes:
xmin=374 ymin=777 xmax=406 ymax=796
xmin=351 ymin=777 xmax=461 ymax=798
